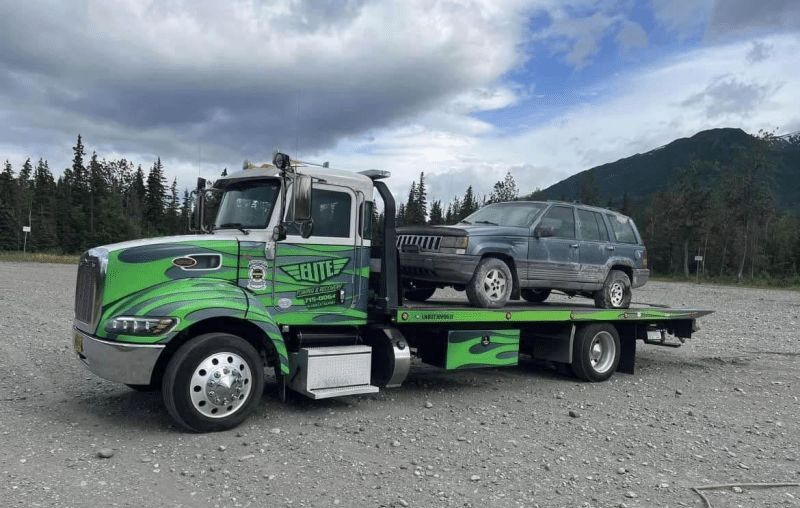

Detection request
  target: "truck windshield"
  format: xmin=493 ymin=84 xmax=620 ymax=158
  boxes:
xmin=462 ymin=202 xmax=546 ymax=227
xmin=214 ymin=180 xmax=281 ymax=230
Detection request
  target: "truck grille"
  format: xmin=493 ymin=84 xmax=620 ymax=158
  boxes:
xmin=74 ymin=251 xmax=106 ymax=332
xmin=396 ymin=234 xmax=442 ymax=252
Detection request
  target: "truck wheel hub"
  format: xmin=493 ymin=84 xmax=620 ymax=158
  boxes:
xmin=190 ymin=352 xmax=252 ymax=418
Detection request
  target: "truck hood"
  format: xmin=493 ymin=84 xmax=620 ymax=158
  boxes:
xmin=94 ymin=234 xmax=247 ymax=307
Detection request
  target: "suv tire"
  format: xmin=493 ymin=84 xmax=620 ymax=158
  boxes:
xmin=466 ymin=258 xmax=512 ymax=308
xmin=594 ymin=270 xmax=632 ymax=309
xmin=521 ymin=288 xmax=551 ymax=303
xmin=404 ymin=287 xmax=436 ymax=302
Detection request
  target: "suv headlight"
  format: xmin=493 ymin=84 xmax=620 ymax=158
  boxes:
xmin=440 ymin=235 xmax=469 ymax=254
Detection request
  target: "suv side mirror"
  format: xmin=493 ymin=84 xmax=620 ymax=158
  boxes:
xmin=534 ymin=224 xmax=554 ymax=238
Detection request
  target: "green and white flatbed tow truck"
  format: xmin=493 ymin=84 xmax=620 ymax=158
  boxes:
xmin=72 ymin=153 xmax=711 ymax=432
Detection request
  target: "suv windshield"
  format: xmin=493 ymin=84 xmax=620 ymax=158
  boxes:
xmin=462 ymin=202 xmax=546 ymax=227
xmin=214 ymin=180 xmax=280 ymax=230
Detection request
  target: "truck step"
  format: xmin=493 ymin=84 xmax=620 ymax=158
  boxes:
xmin=303 ymin=384 xmax=380 ymax=399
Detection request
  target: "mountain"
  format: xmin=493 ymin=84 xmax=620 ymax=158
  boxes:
xmin=532 ymin=128 xmax=800 ymax=216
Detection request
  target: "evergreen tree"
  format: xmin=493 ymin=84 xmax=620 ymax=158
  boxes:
xmin=459 ymin=186 xmax=480 ymax=221
xmin=405 ymin=182 xmax=418 ymax=224
xmin=396 ymin=203 xmax=406 ymax=227
xmin=429 ymin=200 xmax=444 ymax=225
xmin=578 ymin=170 xmax=602 ymax=206
xmin=0 ymin=161 xmax=18 ymax=250
xmin=31 ymin=159 xmax=58 ymax=251
xmin=416 ymin=172 xmax=427 ymax=223
xmin=145 ymin=158 xmax=167 ymax=234
xmin=489 ymin=171 xmax=518 ymax=203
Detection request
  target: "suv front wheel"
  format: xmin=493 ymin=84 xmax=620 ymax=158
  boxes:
xmin=466 ymin=258 xmax=512 ymax=308
xmin=594 ymin=270 xmax=631 ymax=309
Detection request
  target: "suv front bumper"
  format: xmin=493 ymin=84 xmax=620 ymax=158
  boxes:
xmin=398 ymin=252 xmax=480 ymax=285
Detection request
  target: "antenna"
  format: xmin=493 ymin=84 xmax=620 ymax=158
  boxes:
xmin=295 ymin=94 xmax=300 ymax=161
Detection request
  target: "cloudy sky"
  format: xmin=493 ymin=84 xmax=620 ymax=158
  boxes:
xmin=1 ymin=0 xmax=799 ymax=205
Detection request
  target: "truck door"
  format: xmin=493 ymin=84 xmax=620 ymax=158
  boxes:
xmin=271 ymin=183 xmax=368 ymax=326
xmin=527 ymin=204 xmax=580 ymax=286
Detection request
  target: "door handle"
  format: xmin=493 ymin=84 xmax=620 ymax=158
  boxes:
xmin=606 ymin=245 xmax=615 ymax=251
xmin=571 ymin=243 xmax=579 ymax=248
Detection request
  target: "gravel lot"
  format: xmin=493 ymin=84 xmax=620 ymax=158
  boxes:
xmin=1 ymin=261 xmax=798 ymax=508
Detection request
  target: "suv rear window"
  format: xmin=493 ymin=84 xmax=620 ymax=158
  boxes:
xmin=606 ymin=213 xmax=638 ymax=244
xmin=578 ymin=209 xmax=609 ymax=242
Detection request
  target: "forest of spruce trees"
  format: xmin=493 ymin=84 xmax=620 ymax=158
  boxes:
xmin=2 ymin=133 xmax=799 ymax=283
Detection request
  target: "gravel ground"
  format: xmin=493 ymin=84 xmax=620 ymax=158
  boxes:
xmin=1 ymin=261 xmax=798 ymax=508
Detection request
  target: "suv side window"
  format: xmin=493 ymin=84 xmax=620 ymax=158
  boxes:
xmin=578 ymin=209 xmax=609 ymax=242
xmin=541 ymin=205 xmax=576 ymax=239
xmin=606 ymin=213 xmax=638 ymax=244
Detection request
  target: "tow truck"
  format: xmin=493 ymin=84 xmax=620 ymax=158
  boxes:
xmin=72 ymin=153 xmax=710 ymax=431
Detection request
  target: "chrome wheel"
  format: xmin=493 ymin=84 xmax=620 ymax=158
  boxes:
xmin=190 ymin=352 xmax=252 ymax=418
xmin=589 ymin=331 xmax=616 ymax=375
xmin=572 ymin=324 xmax=620 ymax=382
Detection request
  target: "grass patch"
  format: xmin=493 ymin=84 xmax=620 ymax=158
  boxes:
xmin=0 ymin=251 xmax=79 ymax=264
xmin=651 ymin=274 xmax=800 ymax=291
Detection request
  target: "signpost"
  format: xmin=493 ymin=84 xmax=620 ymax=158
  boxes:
xmin=694 ymin=255 xmax=703 ymax=282
xmin=22 ymin=226 xmax=31 ymax=253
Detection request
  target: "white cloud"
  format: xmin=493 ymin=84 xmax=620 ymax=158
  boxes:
xmin=333 ymin=33 xmax=800 ymax=205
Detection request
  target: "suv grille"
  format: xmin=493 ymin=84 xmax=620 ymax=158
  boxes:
xmin=397 ymin=234 xmax=442 ymax=252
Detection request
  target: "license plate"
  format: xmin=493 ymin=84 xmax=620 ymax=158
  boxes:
xmin=73 ymin=332 xmax=84 ymax=354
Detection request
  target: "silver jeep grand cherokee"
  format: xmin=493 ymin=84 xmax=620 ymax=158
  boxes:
xmin=397 ymin=201 xmax=649 ymax=309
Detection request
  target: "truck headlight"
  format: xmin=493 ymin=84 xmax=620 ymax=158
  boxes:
xmin=106 ymin=317 xmax=178 ymax=336
xmin=440 ymin=236 xmax=469 ymax=254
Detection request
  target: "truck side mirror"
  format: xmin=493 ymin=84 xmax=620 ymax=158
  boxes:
xmin=272 ymin=224 xmax=287 ymax=241
xmin=190 ymin=177 xmax=208 ymax=233
xmin=299 ymin=219 xmax=313 ymax=239
xmin=292 ymin=174 xmax=312 ymax=221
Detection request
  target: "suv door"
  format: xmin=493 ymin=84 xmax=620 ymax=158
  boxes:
xmin=576 ymin=207 xmax=613 ymax=286
xmin=527 ymin=204 xmax=580 ymax=286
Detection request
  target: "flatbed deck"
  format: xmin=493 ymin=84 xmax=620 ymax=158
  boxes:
xmin=393 ymin=299 xmax=712 ymax=326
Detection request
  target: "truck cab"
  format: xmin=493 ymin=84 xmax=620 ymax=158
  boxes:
xmin=73 ymin=154 xmax=405 ymax=432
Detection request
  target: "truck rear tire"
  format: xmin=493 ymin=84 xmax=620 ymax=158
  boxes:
xmin=594 ymin=270 xmax=631 ymax=309
xmin=162 ymin=333 xmax=264 ymax=432
xmin=571 ymin=324 xmax=620 ymax=382
xmin=466 ymin=258 xmax=512 ymax=308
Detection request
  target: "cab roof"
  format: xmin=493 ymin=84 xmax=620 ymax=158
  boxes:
xmin=213 ymin=162 xmax=378 ymax=198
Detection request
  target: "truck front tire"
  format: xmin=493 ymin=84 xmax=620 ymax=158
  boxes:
xmin=571 ymin=324 xmax=620 ymax=382
xmin=466 ymin=258 xmax=512 ymax=308
xmin=162 ymin=333 xmax=264 ymax=432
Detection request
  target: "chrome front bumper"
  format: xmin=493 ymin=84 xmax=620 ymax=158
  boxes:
xmin=73 ymin=328 xmax=165 ymax=386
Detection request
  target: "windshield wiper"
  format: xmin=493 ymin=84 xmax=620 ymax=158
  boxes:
xmin=458 ymin=220 xmax=472 ymax=225
xmin=474 ymin=220 xmax=498 ymax=225
xmin=216 ymin=223 xmax=250 ymax=235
